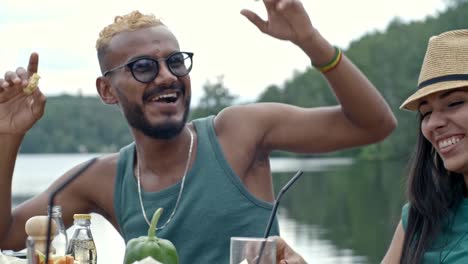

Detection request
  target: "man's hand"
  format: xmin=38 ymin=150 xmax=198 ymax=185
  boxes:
xmin=241 ymin=0 xmax=316 ymax=45
xmin=0 ymin=53 xmax=46 ymax=135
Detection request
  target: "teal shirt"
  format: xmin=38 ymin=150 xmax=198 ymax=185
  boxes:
xmin=114 ymin=116 xmax=280 ymax=264
xmin=402 ymin=200 xmax=468 ymax=263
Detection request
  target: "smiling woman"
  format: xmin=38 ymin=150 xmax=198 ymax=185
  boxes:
xmin=382 ymin=30 xmax=468 ymax=264
xmin=419 ymin=89 xmax=468 ymax=171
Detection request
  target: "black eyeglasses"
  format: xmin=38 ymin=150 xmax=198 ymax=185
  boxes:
xmin=103 ymin=51 xmax=194 ymax=83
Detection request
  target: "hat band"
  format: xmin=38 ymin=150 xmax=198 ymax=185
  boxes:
xmin=418 ymin=74 xmax=468 ymax=89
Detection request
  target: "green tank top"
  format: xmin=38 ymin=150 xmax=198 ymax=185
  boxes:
xmin=114 ymin=115 xmax=280 ymax=264
xmin=402 ymin=200 xmax=468 ymax=263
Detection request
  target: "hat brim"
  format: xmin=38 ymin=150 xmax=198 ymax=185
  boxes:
xmin=400 ymin=80 xmax=468 ymax=111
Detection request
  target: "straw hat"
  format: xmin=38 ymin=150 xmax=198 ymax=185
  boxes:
xmin=400 ymin=29 xmax=468 ymax=111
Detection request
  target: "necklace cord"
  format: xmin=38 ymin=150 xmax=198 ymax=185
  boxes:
xmin=137 ymin=127 xmax=194 ymax=230
xmin=439 ymin=205 xmax=467 ymax=263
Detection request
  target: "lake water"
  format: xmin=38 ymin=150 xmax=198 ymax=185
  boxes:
xmin=10 ymin=154 xmax=408 ymax=263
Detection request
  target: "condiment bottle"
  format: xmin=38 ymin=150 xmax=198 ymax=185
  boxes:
xmin=48 ymin=205 xmax=68 ymax=256
xmin=24 ymin=215 xmax=57 ymax=255
xmin=26 ymin=236 xmax=37 ymax=264
xmin=67 ymin=214 xmax=97 ymax=264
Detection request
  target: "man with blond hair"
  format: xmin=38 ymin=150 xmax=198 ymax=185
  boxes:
xmin=0 ymin=0 xmax=396 ymax=263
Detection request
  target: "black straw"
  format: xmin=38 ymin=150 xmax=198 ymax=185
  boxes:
xmin=256 ymin=170 xmax=303 ymax=264
xmin=44 ymin=158 xmax=97 ymax=264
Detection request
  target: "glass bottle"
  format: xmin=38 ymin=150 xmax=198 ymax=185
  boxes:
xmin=48 ymin=205 xmax=68 ymax=256
xmin=67 ymin=214 xmax=97 ymax=264
xmin=26 ymin=236 xmax=37 ymax=264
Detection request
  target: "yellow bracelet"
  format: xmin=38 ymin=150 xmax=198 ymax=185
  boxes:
xmin=312 ymin=47 xmax=343 ymax=73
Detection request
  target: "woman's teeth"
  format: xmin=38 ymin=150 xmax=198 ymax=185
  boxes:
xmin=439 ymin=136 xmax=461 ymax=149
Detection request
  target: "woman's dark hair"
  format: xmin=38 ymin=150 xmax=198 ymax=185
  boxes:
xmin=400 ymin=117 xmax=466 ymax=263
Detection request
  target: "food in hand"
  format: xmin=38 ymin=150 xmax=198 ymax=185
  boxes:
xmin=124 ymin=208 xmax=179 ymax=264
xmin=23 ymin=73 xmax=40 ymax=94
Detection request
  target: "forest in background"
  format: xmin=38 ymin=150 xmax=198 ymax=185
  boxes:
xmin=20 ymin=1 xmax=468 ymax=159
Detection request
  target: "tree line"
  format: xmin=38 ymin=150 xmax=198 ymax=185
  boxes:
xmin=20 ymin=2 xmax=468 ymax=159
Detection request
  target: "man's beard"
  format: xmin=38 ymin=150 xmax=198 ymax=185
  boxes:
xmin=118 ymin=88 xmax=191 ymax=140
xmin=128 ymin=99 xmax=190 ymax=139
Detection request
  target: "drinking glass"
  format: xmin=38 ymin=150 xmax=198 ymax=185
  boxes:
xmin=230 ymin=237 xmax=276 ymax=264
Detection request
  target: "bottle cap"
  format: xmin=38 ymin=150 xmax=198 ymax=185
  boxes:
xmin=73 ymin=214 xmax=91 ymax=220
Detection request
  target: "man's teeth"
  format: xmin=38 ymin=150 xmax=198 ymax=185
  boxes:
xmin=152 ymin=93 xmax=177 ymax=102
xmin=439 ymin=137 xmax=461 ymax=149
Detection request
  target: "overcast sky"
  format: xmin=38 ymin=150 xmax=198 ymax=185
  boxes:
xmin=0 ymin=0 xmax=446 ymax=104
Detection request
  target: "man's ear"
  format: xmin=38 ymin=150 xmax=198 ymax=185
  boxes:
xmin=96 ymin=76 xmax=118 ymax=104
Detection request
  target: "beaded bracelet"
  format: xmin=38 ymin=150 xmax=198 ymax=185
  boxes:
xmin=312 ymin=46 xmax=343 ymax=73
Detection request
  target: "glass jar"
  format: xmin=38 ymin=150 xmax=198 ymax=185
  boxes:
xmin=48 ymin=205 xmax=68 ymax=256
xmin=67 ymin=214 xmax=97 ymax=264
xmin=26 ymin=236 xmax=37 ymax=264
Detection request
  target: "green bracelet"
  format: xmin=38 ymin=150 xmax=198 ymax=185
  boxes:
xmin=312 ymin=47 xmax=343 ymax=73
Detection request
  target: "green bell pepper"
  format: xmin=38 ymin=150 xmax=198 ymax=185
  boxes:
xmin=124 ymin=208 xmax=179 ymax=264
